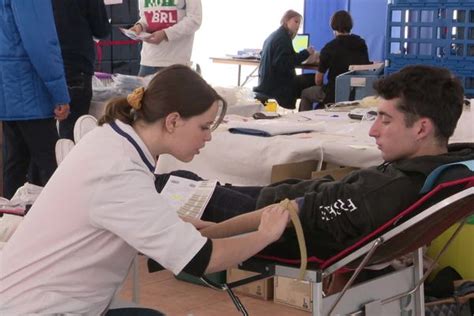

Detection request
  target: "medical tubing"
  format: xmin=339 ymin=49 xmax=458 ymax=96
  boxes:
xmin=279 ymin=198 xmax=307 ymax=279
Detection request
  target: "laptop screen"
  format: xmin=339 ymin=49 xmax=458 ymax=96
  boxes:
xmin=293 ymin=34 xmax=310 ymax=53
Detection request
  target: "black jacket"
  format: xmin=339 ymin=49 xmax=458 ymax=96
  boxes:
xmin=318 ymin=34 xmax=369 ymax=104
xmin=257 ymin=143 xmax=474 ymax=259
xmin=52 ymin=0 xmax=111 ymax=75
xmin=254 ymin=26 xmax=309 ymax=106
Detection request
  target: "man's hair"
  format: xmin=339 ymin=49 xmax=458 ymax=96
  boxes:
xmin=373 ymin=65 xmax=464 ymax=143
xmin=330 ymin=10 xmax=353 ymax=33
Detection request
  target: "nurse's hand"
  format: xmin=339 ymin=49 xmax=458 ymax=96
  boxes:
xmin=181 ymin=216 xmax=216 ymax=230
xmin=258 ymin=205 xmax=290 ymax=243
xmin=54 ymin=104 xmax=70 ymax=121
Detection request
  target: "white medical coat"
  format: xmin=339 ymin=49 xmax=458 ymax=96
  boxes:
xmin=0 ymin=120 xmax=207 ymax=315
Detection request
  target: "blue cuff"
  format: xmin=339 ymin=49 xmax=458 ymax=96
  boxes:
xmin=295 ymin=197 xmax=305 ymax=211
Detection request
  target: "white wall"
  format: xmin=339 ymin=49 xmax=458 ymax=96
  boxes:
xmin=192 ymin=0 xmax=304 ymax=87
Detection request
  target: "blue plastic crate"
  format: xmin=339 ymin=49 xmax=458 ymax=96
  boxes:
xmin=386 ymin=5 xmax=474 ymax=62
xmin=386 ymin=64 xmax=474 ymax=97
xmin=392 ymin=0 xmax=474 ymax=5
xmin=392 ymin=0 xmax=447 ymax=5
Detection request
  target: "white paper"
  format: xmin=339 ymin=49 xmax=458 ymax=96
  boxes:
xmin=104 ymin=0 xmax=122 ymax=5
xmin=160 ymin=176 xmax=217 ymax=219
xmin=119 ymin=27 xmax=151 ymax=41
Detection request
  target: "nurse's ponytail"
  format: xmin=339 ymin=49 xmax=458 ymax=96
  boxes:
xmin=98 ymin=64 xmax=227 ymax=129
xmin=98 ymin=87 xmax=145 ymax=126
xmin=98 ymin=96 xmax=134 ymax=126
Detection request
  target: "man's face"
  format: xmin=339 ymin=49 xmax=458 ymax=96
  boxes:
xmin=369 ymin=98 xmax=422 ymax=161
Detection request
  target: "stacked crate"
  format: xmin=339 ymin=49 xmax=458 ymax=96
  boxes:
xmin=385 ymin=0 xmax=474 ymax=96
xmin=95 ymin=2 xmax=140 ymax=75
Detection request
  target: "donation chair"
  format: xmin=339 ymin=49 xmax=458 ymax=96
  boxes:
xmin=201 ymin=162 xmax=474 ymax=316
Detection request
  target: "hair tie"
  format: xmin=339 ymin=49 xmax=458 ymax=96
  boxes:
xmin=127 ymin=87 xmax=145 ymax=110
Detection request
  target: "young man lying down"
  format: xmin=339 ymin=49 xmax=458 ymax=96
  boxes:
xmin=157 ymin=65 xmax=474 ymax=259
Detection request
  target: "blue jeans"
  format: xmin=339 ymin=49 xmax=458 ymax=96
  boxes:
xmin=138 ymin=65 xmax=164 ymax=77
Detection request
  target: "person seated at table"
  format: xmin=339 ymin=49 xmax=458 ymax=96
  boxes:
xmin=156 ymin=65 xmax=474 ymax=260
xmin=253 ymin=9 xmax=316 ymax=109
xmin=299 ymin=10 xmax=370 ymax=111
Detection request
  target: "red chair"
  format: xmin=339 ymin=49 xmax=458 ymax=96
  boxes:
xmin=202 ymin=174 xmax=474 ymax=316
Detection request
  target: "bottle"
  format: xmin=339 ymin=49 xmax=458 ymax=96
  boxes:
xmin=264 ymin=99 xmax=278 ymax=112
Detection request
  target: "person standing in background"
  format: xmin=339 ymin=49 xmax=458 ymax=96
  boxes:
xmin=299 ymin=10 xmax=370 ymax=111
xmin=52 ymin=0 xmax=111 ymax=141
xmin=130 ymin=0 xmax=202 ymax=77
xmin=0 ymin=0 xmax=70 ymax=199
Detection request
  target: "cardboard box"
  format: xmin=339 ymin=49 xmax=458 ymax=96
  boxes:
xmin=311 ymin=166 xmax=359 ymax=181
xmin=271 ymin=160 xmax=359 ymax=184
xmin=226 ymin=267 xmax=273 ymax=300
xmin=271 ymin=160 xmax=320 ymax=183
xmin=274 ymin=276 xmax=312 ymax=312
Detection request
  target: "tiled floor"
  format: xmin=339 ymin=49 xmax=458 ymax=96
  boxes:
xmin=119 ymin=256 xmax=309 ymax=316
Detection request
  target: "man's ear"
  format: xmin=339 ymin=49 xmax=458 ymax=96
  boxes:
xmin=416 ymin=117 xmax=434 ymax=140
xmin=164 ymin=112 xmax=181 ymax=133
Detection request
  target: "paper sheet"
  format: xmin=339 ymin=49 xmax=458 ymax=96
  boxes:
xmin=160 ymin=176 xmax=217 ymax=219
xmin=119 ymin=27 xmax=151 ymax=41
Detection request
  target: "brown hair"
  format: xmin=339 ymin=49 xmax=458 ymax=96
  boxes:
xmin=373 ymin=65 xmax=464 ymax=143
xmin=280 ymin=9 xmax=302 ymax=28
xmin=330 ymin=10 xmax=353 ymax=33
xmin=98 ymin=65 xmax=227 ymax=130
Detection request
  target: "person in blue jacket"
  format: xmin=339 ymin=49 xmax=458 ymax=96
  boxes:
xmin=0 ymin=0 xmax=70 ymax=199
xmin=253 ymin=9 xmax=316 ymax=109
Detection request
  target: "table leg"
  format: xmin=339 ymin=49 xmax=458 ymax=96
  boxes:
xmin=237 ymin=65 xmax=242 ymax=86
xmin=241 ymin=66 xmax=258 ymax=87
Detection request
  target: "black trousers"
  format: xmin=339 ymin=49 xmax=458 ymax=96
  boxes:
xmin=2 ymin=118 xmax=58 ymax=199
xmin=275 ymin=73 xmax=315 ymax=109
xmin=106 ymin=308 xmax=164 ymax=316
xmin=59 ymin=71 xmax=93 ymax=141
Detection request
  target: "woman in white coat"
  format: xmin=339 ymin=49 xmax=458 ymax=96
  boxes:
xmin=0 ymin=65 xmax=289 ymax=315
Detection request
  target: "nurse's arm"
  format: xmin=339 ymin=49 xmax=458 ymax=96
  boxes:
xmin=204 ymin=204 xmax=289 ymax=274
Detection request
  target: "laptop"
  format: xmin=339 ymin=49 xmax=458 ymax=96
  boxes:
xmin=292 ymin=33 xmax=310 ymax=53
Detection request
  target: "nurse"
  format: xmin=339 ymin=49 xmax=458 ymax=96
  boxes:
xmin=0 ymin=65 xmax=289 ymax=315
